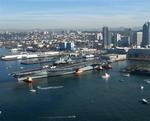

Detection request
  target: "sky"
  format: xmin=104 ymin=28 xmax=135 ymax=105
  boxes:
xmin=0 ymin=0 xmax=150 ymax=29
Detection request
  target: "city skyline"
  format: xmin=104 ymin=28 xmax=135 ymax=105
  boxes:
xmin=0 ymin=0 xmax=150 ymax=29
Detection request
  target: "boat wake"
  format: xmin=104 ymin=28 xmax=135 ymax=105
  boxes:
xmin=37 ymin=85 xmax=64 ymax=90
xmin=144 ymin=79 xmax=150 ymax=84
xmin=30 ymin=89 xmax=36 ymax=92
xmin=41 ymin=115 xmax=76 ymax=119
xmin=122 ymin=73 xmax=130 ymax=77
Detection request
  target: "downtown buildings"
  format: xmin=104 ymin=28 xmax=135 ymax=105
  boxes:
xmin=141 ymin=22 xmax=150 ymax=47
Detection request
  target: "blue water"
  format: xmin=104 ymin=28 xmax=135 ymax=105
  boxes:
xmin=0 ymin=48 xmax=150 ymax=121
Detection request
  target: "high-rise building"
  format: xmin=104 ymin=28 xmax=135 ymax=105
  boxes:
xmin=141 ymin=22 xmax=150 ymax=47
xmin=113 ymin=33 xmax=121 ymax=47
xmin=66 ymin=42 xmax=75 ymax=51
xmin=128 ymin=29 xmax=134 ymax=47
xmin=102 ymin=27 xmax=111 ymax=49
xmin=96 ymin=33 xmax=103 ymax=41
xmin=59 ymin=42 xmax=67 ymax=50
xmin=136 ymin=32 xmax=143 ymax=48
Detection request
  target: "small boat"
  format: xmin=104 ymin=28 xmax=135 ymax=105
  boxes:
xmin=101 ymin=73 xmax=110 ymax=79
xmin=123 ymin=73 xmax=130 ymax=77
xmin=140 ymin=85 xmax=144 ymax=90
xmin=141 ymin=98 xmax=149 ymax=104
xmin=0 ymin=111 xmax=2 ymax=115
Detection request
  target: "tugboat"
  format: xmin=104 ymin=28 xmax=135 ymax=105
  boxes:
xmin=102 ymin=64 xmax=112 ymax=69
xmin=75 ymin=65 xmax=94 ymax=75
xmin=75 ymin=68 xmax=83 ymax=75
xmin=98 ymin=66 xmax=103 ymax=70
xmin=24 ymin=76 xmax=33 ymax=83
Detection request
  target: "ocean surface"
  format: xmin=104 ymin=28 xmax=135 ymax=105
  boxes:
xmin=0 ymin=47 xmax=150 ymax=121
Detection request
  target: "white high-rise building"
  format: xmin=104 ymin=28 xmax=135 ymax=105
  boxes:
xmin=116 ymin=33 xmax=121 ymax=41
xmin=114 ymin=33 xmax=121 ymax=47
xmin=96 ymin=33 xmax=103 ymax=41
xmin=136 ymin=32 xmax=143 ymax=48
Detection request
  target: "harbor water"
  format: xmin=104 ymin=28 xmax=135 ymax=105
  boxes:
xmin=0 ymin=48 xmax=150 ymax=121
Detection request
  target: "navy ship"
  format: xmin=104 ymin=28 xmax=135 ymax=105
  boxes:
xmin=12 ymin=60 xmax=101 ymax=81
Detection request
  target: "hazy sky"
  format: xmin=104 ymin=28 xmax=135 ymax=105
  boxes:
xmin=0 ymin=0 xmax=150 ymax=29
